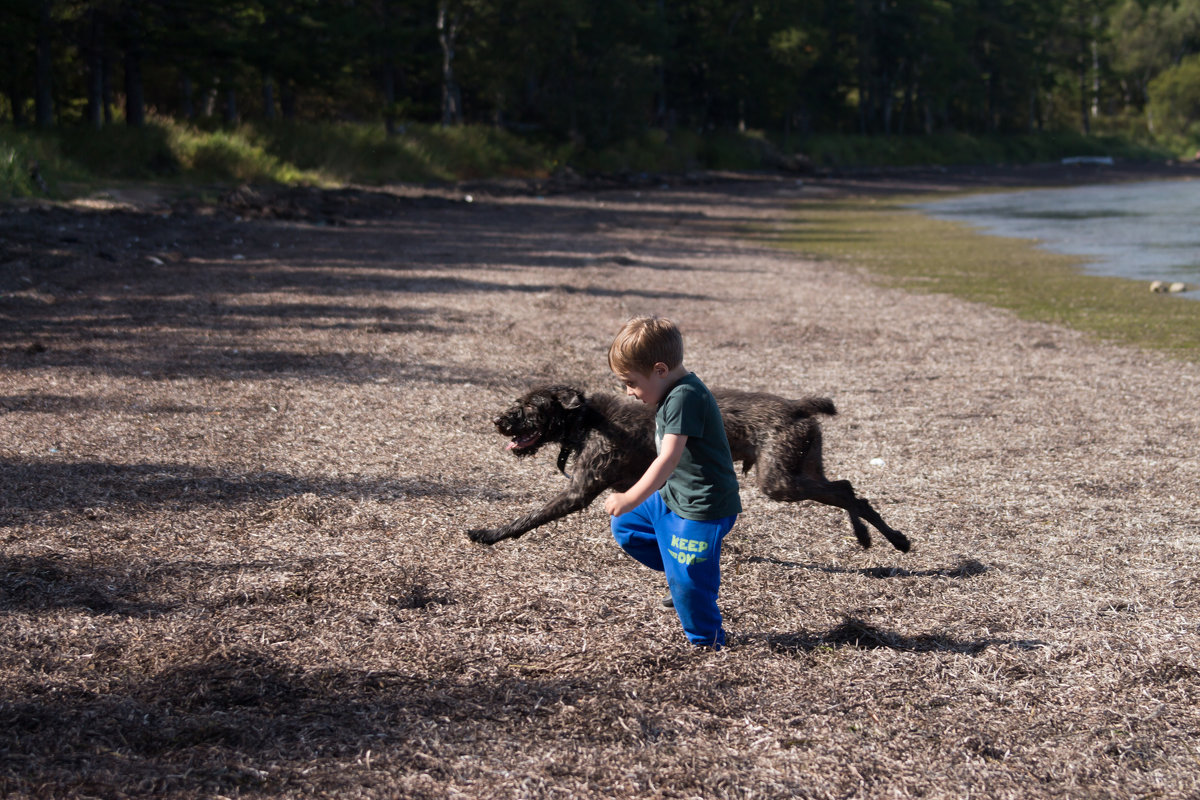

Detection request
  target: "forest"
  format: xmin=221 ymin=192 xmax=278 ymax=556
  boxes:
xmin=3 ymin=0 xmax=1200 ymax=159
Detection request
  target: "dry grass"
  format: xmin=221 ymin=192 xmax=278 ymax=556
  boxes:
xmin=2 ymin=173 xmax=1199 ymax=799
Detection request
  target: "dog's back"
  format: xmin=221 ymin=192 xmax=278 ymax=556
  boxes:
xmin=705 ymin=389 xmax=830 ymax=474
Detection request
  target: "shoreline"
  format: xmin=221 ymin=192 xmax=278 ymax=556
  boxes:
xmin=800 ymin=159 xmax=1200 ymax=198
xmin=8 ymin=159 xmax=1200 ymax=214
xmin=771 ymin=175 xmax=1200 ymax=360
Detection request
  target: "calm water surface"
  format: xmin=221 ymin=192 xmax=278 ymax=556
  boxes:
xmin=916 ymin=179 xmax=1200 ymax=297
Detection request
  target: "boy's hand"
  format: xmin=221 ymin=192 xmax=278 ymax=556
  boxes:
xmin=604 ymin=434 xmax=685 ymax=518
xmin=604 ymin=492 xmax=632 ymax=517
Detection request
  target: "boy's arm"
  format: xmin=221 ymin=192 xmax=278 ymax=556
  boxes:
xmin=604 ymin=433 xmax=687 ymax=517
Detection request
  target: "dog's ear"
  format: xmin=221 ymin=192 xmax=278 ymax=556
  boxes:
xmin=551 ymin=387 xmax=585 ymax=410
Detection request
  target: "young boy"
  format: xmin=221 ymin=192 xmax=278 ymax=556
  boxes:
xmin=603 ymin=316 xmax=741 ymax=649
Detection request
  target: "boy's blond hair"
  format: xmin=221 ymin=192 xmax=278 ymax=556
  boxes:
xmin=608 ymin=316 xmax=684 ymax=375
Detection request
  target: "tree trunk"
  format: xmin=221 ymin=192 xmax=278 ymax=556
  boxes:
xmin=382 ymin=65 xmax=398 ymax=135
xmin=438 ymin=2 xmax=462 ymax=126
xmin=1090 ymin=14 xmax=1101 ymax=119
xmin=898 ymin=75 xmax=913 ymax=137
xmin=34 ymin=1 xmax=53 ymax=127
xmin=262 ymin=73 xmax=275 ymax=120
xmin=102 ymin=50 xmax=113 ymax=124
xmin=201 ymin=85 xmax=216 ymax=117
xmin=181 ymin=75 xmax=194 ymax=120
xmin=7 ymin=85 xmax=25 ymax=126
xmin=86 ymin=60 xmax=103 ymax=129
xmin=1076 ymin=7 xmax=1090 ymax=135
xmin=1078 ymin=55 xmax=1090 ymax=134
xmin=224 ymin=86 xmax=238 ymax=124
xmin=280 ymin=78 xmax=296 ymax=120
xmin=85 ymin=11 xmax=104 ymax=128
xmin=654 ymin=0 xmax=667 ymax=127
xmin=123 ymin=8 xmax=145 ymax=127
xmin=124 ymin=49 xmax=145 ymax=126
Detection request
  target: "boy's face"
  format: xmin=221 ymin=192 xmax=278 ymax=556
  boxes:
xmin=616 ymin=363 xmax=671 ymax=405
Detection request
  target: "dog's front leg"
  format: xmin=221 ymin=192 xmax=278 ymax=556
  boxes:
xmin=468 ymin=484 xmax=604 ymax=545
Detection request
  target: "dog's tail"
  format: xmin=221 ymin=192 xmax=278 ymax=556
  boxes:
xmin=791 ymin=397 xmax=836 ymax=418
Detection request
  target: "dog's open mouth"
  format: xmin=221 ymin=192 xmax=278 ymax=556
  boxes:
xmin=506 ymin=432 xmax=540 ymax=451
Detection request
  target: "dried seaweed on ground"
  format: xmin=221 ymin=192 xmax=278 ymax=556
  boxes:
xmin=2 ymin=171 xmax=1199 ymax=799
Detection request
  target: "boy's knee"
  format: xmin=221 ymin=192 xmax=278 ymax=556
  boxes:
xmin=610 ymin=521 xmax=637 ymax=550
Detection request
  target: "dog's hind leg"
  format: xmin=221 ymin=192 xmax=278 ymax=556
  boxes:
xmin=845 ymin=489 xmax=910 ymax=553
xmin=760 ymin=472 xmax=910 ymax=553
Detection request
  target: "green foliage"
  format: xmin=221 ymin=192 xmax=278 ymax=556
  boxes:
xmin=1148 ymin=52 xmax=1200 ymax=148
xmin=4 ymin=0 xmax=1200 ymax=157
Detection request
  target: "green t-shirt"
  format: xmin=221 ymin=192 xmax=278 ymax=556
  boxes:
xmin=656 ymin=373 xmax=742 ymax=521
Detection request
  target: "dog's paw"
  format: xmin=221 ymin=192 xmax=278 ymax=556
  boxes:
xmin=467 ymin=528 xmax=502 ymax=545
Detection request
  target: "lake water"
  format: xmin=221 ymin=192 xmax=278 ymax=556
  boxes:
xmin=916 ymin=179 xmax=1200 ymax=297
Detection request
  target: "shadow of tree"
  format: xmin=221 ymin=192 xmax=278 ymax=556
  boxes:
xmin=0 ymin=648 xmax=597 ymax=796
xmin=0 ymin=550 xmax=453 ymax=617
xmin=0 ymin=553 xmax=178 ymax=616
xmin=0 ymin=458 xmax=484 ymax=525
xmin=1 ymin=194 xmax=726 ymax=381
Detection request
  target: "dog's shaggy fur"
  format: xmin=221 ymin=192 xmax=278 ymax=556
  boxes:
xmin=468 ymin=385 xmax=910 ymax=552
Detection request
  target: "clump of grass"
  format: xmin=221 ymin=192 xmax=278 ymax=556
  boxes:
xmin=249 ymin=120 xmax=555 ymax=183
xmin=0 ymin=129 xmax=92 ymax=199
xmin=405 ymin=123 xmax=554 ymax=180
xmin=773 ymin=195 xmax=1200 ymax=359
xmin=0 ymin=135 xmax=37 ymax=199
xmin=4 ymin=119 xmax=328 ymax=191
xmin=166 ymin=124 xmax=326 ymax=185
xmin=2 ymin=118 xmax=557 ymax=195
xmin=54 ymin=122 xmax=183 ymax=179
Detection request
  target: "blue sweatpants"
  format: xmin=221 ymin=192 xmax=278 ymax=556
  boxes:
xmin=610 ymin=492 xmax=737 ymax=649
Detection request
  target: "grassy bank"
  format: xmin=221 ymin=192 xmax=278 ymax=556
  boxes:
xmin=0 ymin=119 xmax=560 ymax=199
xmin=772 ymin=195 xmax=1200 ymax=360
xmin=0 ymin=119 xmax=1179 ymax=201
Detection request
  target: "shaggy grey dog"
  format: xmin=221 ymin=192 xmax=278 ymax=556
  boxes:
xmin=468 ymin=385 xmax=910 ymax=552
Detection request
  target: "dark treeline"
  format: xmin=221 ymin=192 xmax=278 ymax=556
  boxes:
xmin=3 ymin=0 xmax=1200 ymax=146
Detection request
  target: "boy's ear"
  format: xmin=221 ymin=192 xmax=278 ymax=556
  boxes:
xmin=652 ymin=362 xmax=669 ymax=377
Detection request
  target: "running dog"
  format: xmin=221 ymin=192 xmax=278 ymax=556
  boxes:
xmin=467 ymin=385 xmax=910 ymax=552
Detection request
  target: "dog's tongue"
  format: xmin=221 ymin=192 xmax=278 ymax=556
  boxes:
xmin=507 ymin=433 xmax=538 ymax=450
